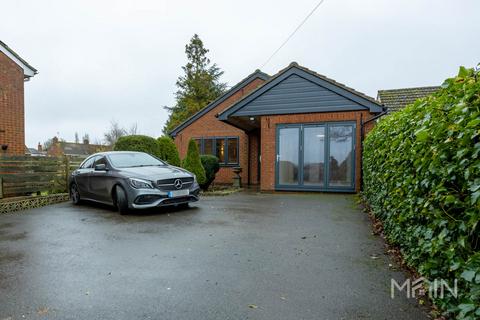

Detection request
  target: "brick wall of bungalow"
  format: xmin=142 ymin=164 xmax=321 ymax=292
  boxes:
xmin=259 ymin=110 xmax=376 ymax=192
xmin=0 ymin=51 xmax=25 ymax=156
xmin=173 ymin=77 xmax=266 ymax=185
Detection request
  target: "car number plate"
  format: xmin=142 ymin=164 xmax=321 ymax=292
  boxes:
xmin=168 ymin=189 xmax=189 ymax=198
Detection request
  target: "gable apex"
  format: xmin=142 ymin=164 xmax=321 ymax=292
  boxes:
xmin=218 ymin=64 xmax=383 ymax=120
xmin=0 ymin=40 xmax=37 ymax=78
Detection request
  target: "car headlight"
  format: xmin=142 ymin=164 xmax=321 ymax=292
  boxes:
xmin=129 ymin=178 xmax=154 ymax=189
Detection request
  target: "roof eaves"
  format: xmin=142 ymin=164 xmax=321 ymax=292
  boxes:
xmin=168 ymin=69 xmax=270 ymax=137
xmin=0 ymin=40 xmax=38 ymax=77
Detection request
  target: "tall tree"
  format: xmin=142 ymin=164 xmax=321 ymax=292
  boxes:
xmin=104 ymin=120 xmax=127 ymax=146
xmin=163 ymin=34 xmax=227 ymax=134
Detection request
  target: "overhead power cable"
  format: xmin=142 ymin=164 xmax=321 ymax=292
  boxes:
xmin=260 ymin=0 xmax=326 ymax=69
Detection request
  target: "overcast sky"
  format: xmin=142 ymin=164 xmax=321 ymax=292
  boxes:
xmin=2 ymin=0 xmax=479 ymax=147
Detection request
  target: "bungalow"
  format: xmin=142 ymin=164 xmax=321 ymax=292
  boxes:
xmin=46 ymin=136 xmax=110 ymax=158
xmin=0 ymin=40 xmax=37 ymax=155
xmin=170 ymin=62 xmax=384 ymax=193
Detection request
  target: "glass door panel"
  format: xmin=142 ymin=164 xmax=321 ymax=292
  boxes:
xmin=278 ymin=127 xmax=300 ymax=185
xmin=328 ymin=125 xmax=354 ymax=187
xmin=303 ymin=126 xmax=325 ymax=186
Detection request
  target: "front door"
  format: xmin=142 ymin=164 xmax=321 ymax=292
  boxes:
xmin=275 ymin=122 xmax=355 ymax=191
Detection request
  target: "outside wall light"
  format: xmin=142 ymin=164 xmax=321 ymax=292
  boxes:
xmin=1 ymin=144 xmax=8 ymax=151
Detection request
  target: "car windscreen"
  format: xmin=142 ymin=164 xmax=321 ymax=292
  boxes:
xmin=107 ymin=153 xmax=166 ymax=168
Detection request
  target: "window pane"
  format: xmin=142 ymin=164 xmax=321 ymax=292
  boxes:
xmin=204 ymin=139 xmax=214 ymax=155
xmin=303 ymin=126 xmax=325 ymax=185
xmin=328 ymin=125 xmax=354 ymax=187
xmin=216 ymin=139 xmax=225 ymax=162
xmin=227 ymin=138 xmax=238 ymax=164
xmin=94 ymin=156 xmax=107 ymax=166
xmin=81 ymin=156 xmax=96 ymax=169
xmin=278 ymin=127 xmax=299 ymax=185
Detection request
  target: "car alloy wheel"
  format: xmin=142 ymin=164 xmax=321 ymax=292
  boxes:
xmin=70 ymin=184 xmax=81 ymax=205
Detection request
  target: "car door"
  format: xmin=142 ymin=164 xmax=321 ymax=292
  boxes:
xmin=74 ymin=156 xmax=97 ymax=198
xmin=88 ymin=156 xmax=111 ymax=203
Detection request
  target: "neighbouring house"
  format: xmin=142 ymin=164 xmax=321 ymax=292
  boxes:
xmin=377 ymin=86 xmax=440 ymax=112
xmin=46 ymin=137 xmax=110 ymax=158
xmin=170 ymin=62 xmax=384 ymax=193
xmin=25 ymin=145 xmax=46 ymax=157
xmin=0 ymin=40 xmax=37 ymax=156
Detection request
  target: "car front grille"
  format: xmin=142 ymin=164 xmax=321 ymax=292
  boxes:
xmin=156 ymin=177 xmax=194 ymax=191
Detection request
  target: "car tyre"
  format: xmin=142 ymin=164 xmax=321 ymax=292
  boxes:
xmin=70 ymin=183 xmax=81 ymax=205
xmin=115 ymin=185 xmax=129 ymax=215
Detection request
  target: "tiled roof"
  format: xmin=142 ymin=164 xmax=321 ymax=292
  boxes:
xmin=168 ymin=69 xmax=270 ymax=137
xmin=58 ymin=142 xmax=111 ymax=156
xmin=377 ymin=86 xmax=440 ymax=112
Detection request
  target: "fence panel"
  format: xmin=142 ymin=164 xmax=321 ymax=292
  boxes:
xmin=0 ymin=156 xmax=85 ymax=199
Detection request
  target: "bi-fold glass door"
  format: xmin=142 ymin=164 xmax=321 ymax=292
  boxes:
xmin=276 ymin=122 xmax=355 ymax=191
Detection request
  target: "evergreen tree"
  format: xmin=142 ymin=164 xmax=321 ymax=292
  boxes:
xmin=182 ymin=139 xmax=206 ymax=185
xmin=157 ymin=136 xmax=181 ymax=167
xmin=163 ymin=34 xmax=227 ymax=134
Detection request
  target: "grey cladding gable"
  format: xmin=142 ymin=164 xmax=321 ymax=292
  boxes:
xmin=233 ymin=74 xmax=368 ymax=116
xmin=218 ymin=66 xmax=383 ymax=120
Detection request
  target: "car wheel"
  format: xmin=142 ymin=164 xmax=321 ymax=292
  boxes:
xmin=115 ymin=186 xmax=129 ymax=215
xmin=70 ymin=183 xmax=81 ymax=205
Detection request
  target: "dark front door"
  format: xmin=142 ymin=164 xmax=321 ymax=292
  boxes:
xmin=275 ymin=122 xmax=355 ymax=192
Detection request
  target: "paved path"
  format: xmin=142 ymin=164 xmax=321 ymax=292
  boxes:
xmin=0 ymin=192 xmax=428 ymax=319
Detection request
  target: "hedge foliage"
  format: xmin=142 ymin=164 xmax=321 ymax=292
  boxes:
xmin=182 ymin=139 xmax=207 ymax=185
xmin=363 ymin=67 xmax=480 ymax=319
xmin=113 ymin=135 xmax=160 ymax=157
xmin=200 ymin=155 xmax=220 ymax=191
xmin=157 ymin=136 xmax=181 ymax=167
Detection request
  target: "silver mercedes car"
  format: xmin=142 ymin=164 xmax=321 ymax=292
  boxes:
xmin=69 ymin=151 xmax=200 ymax=214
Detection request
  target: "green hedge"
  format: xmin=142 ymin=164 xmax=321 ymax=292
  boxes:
xmin=363 ymin=67 xmax=480 ymax=319
xmin=200 ymin=155 xmax=220 ymax=191
xmin=182 ymin=139 xmax=206 ymax=185
xmin=157 ymin=136 xmax=181 ymax=167
xmin=113 ymin=135 xmax=161 ymax=157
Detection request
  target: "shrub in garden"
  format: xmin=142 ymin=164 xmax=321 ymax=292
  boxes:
xmin=362 ymin=66 xmax=480 ymax=319
xmin=113 ymin=135 xmax=160 ymax=158
xmin=200 ymin=155 xmax=220 ymax=191
xmin=157 ymin=136 xmax=181 ymax=166
xmin=182 ymin=139 xmax=206 ymax=185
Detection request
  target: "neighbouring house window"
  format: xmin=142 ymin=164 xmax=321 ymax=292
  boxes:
xmin=194 ymin=137 xmax=239 ymax=166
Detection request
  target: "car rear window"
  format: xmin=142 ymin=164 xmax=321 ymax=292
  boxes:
xmin=108 ymin=153 xmax=166 ymax=168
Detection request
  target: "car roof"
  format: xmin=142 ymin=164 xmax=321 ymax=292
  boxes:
xmin=86 ymin=151 xmax=149 ymax=158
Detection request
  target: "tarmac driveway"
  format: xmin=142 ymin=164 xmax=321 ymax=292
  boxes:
xmin=0 ymin=192 xmax=428 ymax=320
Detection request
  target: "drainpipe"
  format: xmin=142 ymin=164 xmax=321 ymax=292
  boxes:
xmin=359 ymin=107 xmax=388 ymax=191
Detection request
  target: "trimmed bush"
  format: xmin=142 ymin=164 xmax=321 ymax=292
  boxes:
xmin=113 ymin=135 xmax=160 ymax=157
xmin=362 ymin=66 xmax=480 ymax=319
xmin=157 ymin=136 xmax=181 ymax=167
xmin=200 ymin=155 xmax=220 ymax=191
xmin=182 ymin=139 xmax=206 ymax=185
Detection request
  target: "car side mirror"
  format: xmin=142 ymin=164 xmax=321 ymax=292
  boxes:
xmin=94 ymin=164 xmax=107 ymax=171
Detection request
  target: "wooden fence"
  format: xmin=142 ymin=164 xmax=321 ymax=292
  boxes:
xmin=0 ymin=156 xmax=84 ymax=199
